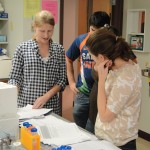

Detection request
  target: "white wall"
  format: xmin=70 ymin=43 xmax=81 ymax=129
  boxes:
xmin=1 ymin=0 xmax=60 ymax=58
xmin=123 ymin=0 xmax=150 ymax=134
xmin=63 ymin=0 xmax=78 ymax=50
xmin=4 ymin=0 xmax=24 ymax=57
xmin=62 ymin=0 xmax=78 ymax=121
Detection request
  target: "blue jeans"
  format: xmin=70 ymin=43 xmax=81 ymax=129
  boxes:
xmin=73 ymin=92 xmax=93 ymax=132
xmin=85 ymin=119 xmax=95 ymax=134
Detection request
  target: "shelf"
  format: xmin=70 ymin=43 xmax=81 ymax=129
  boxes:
xmin=0 ymin=11 xmax=8 ymax=55
xmin=128 ymin=33 xmax=144 ymax=35
xmin=0 ymin=18 xmax=8 ymax=21
xmin=126 ymin=9 xmax=150 ymax=52
xmin=132 ymin=49 xmax=150 ymax=53
xmin=0 ymin=42 xmax=8 ymax=44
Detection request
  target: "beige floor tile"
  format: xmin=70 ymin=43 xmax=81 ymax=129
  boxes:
xmin=137 ymin=137 xmax=150 ymax=150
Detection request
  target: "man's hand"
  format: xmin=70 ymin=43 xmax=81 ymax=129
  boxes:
xmin=69 ymin=82 xmax=79 ymax=94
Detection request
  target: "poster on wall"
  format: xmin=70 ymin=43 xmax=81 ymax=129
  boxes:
xmin=130 ymin=35 xmax=144 ymax=51
xmin=42 ymin=0 xmax=58 ymax=24
xmin=24 ymin=0 xmax=40 ymax=18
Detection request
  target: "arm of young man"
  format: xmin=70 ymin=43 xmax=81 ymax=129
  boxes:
xmin=65 ymin=35 xmax=84 ymax=94
xmin=66 ymin=57 xmax=79 ymax=94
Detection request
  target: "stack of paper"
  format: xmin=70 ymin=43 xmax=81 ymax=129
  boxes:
xmin=18 ymin=106 xmax=120 ymax=149
xmin=24 ymin=115 xmax=91 ymax=146
xmin=71 ymin=140 xmax=121 ymax=150
xmin=17 ymin=104 xmax=52 ymax=121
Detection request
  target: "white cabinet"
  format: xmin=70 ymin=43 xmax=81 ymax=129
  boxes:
xmin=126 ymin=9 xmax=150 ymax=52
xmin=0 ymin=58 xmax=12 ymax=78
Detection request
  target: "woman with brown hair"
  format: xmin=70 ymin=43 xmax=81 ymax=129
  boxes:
xmin=88 ymin=26 xmax=138 ymax=134
xmin=86 ymin=28 xmax=142 ymax=150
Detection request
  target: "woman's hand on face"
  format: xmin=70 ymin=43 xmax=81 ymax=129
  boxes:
xmin=32 ymin=96 xmax=48 ymax=109
xmin=96 ymin=60 xmax=112 ymax=80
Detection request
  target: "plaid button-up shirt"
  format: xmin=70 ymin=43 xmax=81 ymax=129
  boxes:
xmin=8 ymin=39 xmax=67 ymax=115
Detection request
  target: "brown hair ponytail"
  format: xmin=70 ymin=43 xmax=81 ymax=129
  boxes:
xmin=86 ymin=28 xmax=132 ymax=63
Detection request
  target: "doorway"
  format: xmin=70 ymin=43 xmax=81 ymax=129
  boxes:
xmin=61 ymin=0 xmax=124 ymax=121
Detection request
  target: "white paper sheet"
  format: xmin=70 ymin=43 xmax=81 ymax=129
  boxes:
xmin=25 ymin=115 xmax=92 ymax=146
xmin=0 ymin=55 xmax=11 ymax=60
xmin=71 ymin=140 xmax=121 ymax=150
xmin=17 ymin=104 xmax=52 ymax=120
xmin=19 ymin=107 xmax=120 ymax=149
